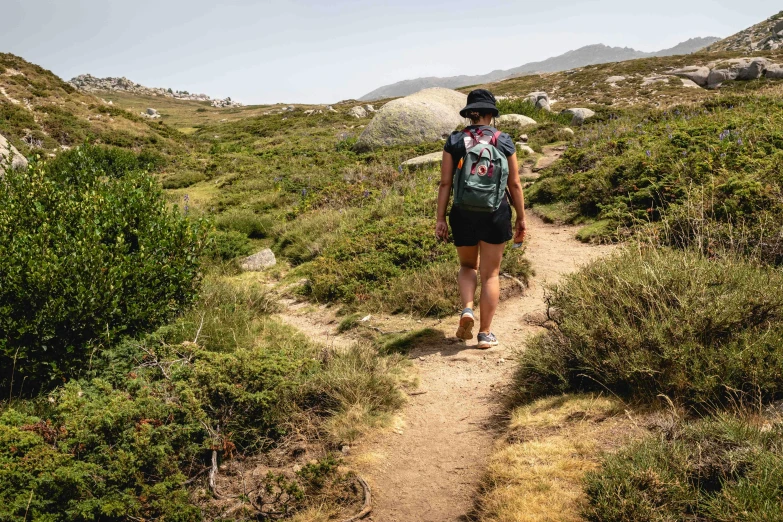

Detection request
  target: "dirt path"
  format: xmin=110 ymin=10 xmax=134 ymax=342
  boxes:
xmin=351 ymin=215 xmax=614 ymax=522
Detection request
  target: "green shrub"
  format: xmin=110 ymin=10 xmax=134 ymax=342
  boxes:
xmin=584 ymin=414 xmax=783 ymax=521
xmin=215 ymin=208 xmax=275 ymax=238
xmin=203 ymin=230 xmax=253 ymax=261
xmin=162 ymin=170 xmax=206 ymax=189
xmin=517 ymin=247 xmax=783 ymax=407
xmin=526 ymin=94 xmax=783 ymax=256
xmin=0 ymin=381 xmax=204 ymax=522
xmin=0 ymin=145 xmax=207 ymax=391
xmin=304 ymin=216 xmax=451 ymax=305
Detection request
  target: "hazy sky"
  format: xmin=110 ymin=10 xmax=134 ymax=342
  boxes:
xmin=2 ymin=1 xmax=780 ymax=104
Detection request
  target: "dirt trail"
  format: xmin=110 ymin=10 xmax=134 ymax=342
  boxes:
xmin=352 ymin=216 xmax=613 ymax=522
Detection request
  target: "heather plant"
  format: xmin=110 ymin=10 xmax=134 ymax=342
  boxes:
xmin=516 ymin=247 xmax=783 ymax=407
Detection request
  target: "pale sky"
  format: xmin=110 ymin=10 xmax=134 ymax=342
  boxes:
xmin=2 ymin=1 xmax=780 ymax=104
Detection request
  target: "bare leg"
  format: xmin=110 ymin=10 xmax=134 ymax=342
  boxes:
xmin=456 ymin=246 xmax=479 ymax=310
xmin=477 ymin=242 xmax=505 ymax=333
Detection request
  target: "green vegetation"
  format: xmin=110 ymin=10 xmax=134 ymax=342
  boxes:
xmin=517 ymin=248 xmax=783 ymax=407
xmin=0 ymin=146 xmax=206 ymax=391
xmin=585 ymin=414 xmax=783 ymax=521
xmin=528 ymin=94 xmax=783 ymax=261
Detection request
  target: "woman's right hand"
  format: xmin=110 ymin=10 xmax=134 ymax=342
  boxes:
xmin=436 ymin=219 xmax=449 ymax=241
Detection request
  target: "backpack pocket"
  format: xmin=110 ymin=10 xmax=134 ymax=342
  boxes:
xmin=460 ymin=183 xmax=499 ymax=211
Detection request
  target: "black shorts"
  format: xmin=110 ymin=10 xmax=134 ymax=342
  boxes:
xmin=449 ymin=200 xmax=513 ymax=247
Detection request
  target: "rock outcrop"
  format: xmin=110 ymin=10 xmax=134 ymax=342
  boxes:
xmin=69 ymin=74 xmax=243 ymax=108
xmin=0 ymin=133 xmax=28 ymax=175
xmin=670 ymin=58 xmax=782 ymax=89
xmin=355 ymin=88 xmax=467 ymax=150
xmin=705 ymin=11 xmax=783 ymax=52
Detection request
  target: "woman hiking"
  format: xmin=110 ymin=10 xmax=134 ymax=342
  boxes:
xmin=435 ymin=89 xmax=527 ymax=349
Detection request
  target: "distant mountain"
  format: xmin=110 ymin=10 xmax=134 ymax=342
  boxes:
xmin=704 ymin=10 xmax=783 ymax=53
xmin=359 ymin=37 xmax=720 ymax=101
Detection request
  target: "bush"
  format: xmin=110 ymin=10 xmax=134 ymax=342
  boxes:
xmin=0 ymin=145 xmax=207 ymax=391
xmin=162 ymin=170 xmax=207 ymax=189
xmin=0 ymin=382 xmax=204 ymax=522
xmin=203 ymin=230 xmax=253 ymax=261
xmin=525 ymin=94 xmax=783 ymax=254
xmin=584 ymin=414 xmax=783 ymax=521
xmin=517 ymin=247 xmax=783 ymax=407
xmin=215 ymin=208 xmax=275 ymax=239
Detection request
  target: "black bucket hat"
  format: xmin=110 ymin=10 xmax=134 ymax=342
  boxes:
xmin=459 ymin=89 xmax=499 ymax=118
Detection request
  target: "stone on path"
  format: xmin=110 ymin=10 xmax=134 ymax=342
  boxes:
xmin=241 ymin=249 xmax=277 ymax=271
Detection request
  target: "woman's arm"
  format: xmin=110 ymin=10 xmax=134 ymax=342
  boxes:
xmin=436 ymin=151 xmax=455 ymax=240
xmin=506 ymin=153 xmax=527 ymax=243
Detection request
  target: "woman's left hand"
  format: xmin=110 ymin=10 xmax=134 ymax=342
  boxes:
xmin=513 ymin=217 xmax=527 ymax=244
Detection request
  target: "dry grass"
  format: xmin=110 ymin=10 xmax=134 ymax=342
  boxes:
xmin=477 ymin=394 xmax=644 ymax=522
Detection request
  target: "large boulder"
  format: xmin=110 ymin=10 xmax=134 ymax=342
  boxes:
xmin=355 ymin=88 xmax=466 ymax=150
xmin=669 ymin=66 xmax=710 ymax=87
xmin=526 ymin=91 xmax=549 ymax=106
xmin=562 ymin=108 xmax=595 ymax=126
xmin=0 ymin=133 xmax=28 ymax=176
xmin=496 ymin=114 xmax=537 ymax=127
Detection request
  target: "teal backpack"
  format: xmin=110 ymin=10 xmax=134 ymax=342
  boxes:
xmin=452 ymin=128 xmax=509 ymax=212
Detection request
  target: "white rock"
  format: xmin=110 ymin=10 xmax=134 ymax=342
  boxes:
xmin=562 ymin=127 xmax=575 ymax=135
xmin=0 ymin=133 xmax=28 ymax=175
xmin=326 ymin=105 xmax=338 ymax=113
xmin=240 ymin=249 xmax=277 ymax=271
xmin=642 ymin=76 xmax=669 ymax=86
xmin=707 ymin=69 xmax=738 ymax=89
xmin=680 ymin=78 xmax=701 ymax=88
xmin=606 ymin=75 xmax=626 ymax=83
xmin=146 ymin=108 xmax=158 ymax=116
xmin=361 ymin=315 xmax=372 ymax=322
xmin=516 ymin=144 xmax=535 ymax=155
xmin=349 ymin=106 xmax=368 ymax=118
xmin=496 ymin=114 xmax=537 ymax=127
xmin=535 ymin=97 xmax=551 ymax=111
xmin=401 ymin=151 xmax=442 ymax=170
xmin=364 ymin=104 xmax=375 ymax=113
xmin=669 ymin=66 xmax=710 ymax=87
xmin=561 ymin=108 xmax=596 ymax=125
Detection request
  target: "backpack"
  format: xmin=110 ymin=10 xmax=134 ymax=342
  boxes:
xmin=452 ymin=128 xmax=509 ymax=212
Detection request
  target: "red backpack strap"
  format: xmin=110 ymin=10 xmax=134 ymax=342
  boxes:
xmin=490 ymin=131 xmax=502 ymax=147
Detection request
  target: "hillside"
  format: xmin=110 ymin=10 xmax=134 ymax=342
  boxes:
xmin=705 ymin=10 xmax=783 ymax=52
xmin=359 ymin=37 xmax=719 ymax=101
xmin=0 ymin=52 xmax=187 ymax=158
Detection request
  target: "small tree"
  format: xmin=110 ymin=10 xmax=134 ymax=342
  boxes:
xmin=0 ymin=145 xmax=207 ymax=391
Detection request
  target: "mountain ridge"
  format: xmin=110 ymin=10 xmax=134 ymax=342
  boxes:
xmin=359 ymin=37 xmax=720 ymax=101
